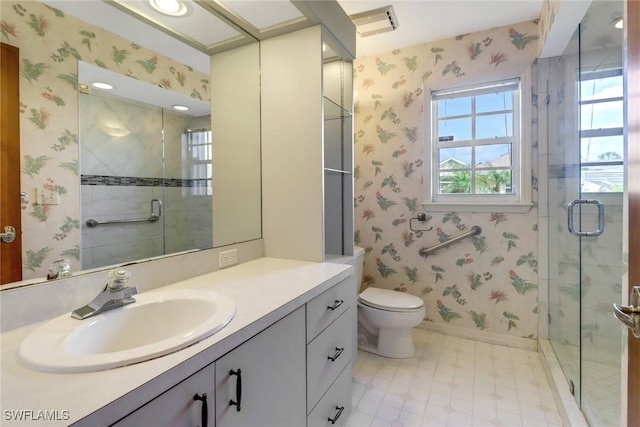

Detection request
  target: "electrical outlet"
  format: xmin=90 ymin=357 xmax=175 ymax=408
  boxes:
xmin=219 ymin=249 xmax=238 ymax=269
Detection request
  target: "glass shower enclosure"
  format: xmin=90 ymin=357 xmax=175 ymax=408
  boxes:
xmin=546 ymin=1 xmax=624 ymax=425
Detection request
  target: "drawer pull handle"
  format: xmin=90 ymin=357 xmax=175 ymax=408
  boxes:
xmin=327 ymin=300 xmax=343 ymax=311
xmin=193 ymin=393 xmax=208 ymax=427
xmin=328 ymin=347 xmax=344 ymax=362
xmin=328 ymin=406 xmax=344 ymax=424
xmin=229 ymin=369 xmax=242 ymax=412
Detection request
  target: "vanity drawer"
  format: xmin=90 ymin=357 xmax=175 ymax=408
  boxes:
xmin=307 ymin=308 xmax=352 ymax=410
xmin=307 ymin=364 xmax=352 ymax=427
xmin=306 ymin=275 xmax=355 ymax=342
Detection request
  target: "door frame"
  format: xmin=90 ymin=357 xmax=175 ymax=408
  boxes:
xmin=625 ymin=0 xmax=639 ymax=425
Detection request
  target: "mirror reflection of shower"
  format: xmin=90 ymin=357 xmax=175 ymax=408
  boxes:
xmin=79 ymin=63 xmax=212 ymax=270
xmin=183 ymin=128 xmax=212 ymax=196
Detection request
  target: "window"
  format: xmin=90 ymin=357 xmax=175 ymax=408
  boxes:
xmin=579 ymin=68 xmax=624 ymax=193
xmin=428 ymin=79 xmax=526 ymax=207
xmin=183 ymin=129 xmax=212 ymax=196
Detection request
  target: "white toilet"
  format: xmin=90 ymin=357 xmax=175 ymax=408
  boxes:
xmin=342 ymin=247 xmax=426 ymax=359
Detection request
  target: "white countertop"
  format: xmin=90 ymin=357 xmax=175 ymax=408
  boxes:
xmin=0 ymin=257 xmax=352 ymax=426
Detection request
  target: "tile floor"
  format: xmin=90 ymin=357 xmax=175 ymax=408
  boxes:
xmin=345 ymin=328 xmax=564 ymax=427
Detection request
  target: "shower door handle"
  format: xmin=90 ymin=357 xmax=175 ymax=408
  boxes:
xmin=613 ymin=286 xmax=640 ymax=338
xmin=567 ymin=199 xmax=604 ymax=237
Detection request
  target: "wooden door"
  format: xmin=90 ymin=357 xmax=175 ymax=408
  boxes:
xmin=0 ymin=42 xmax=22 ymax=285
xmin=627 ymin=0 xmax=640 ymax=425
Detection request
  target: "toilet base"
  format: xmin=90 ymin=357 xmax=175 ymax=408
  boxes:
xmin=357 ymin=327 xmax=416 ymax=359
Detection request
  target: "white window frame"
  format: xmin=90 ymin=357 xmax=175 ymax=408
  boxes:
xmin=423 ymin=73 xmax=532 ymax=213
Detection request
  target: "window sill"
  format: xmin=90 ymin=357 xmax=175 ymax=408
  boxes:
xmin=421 ymin=202 xmax=535 ymax=214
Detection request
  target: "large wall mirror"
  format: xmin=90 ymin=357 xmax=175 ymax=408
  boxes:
xmin=78 ymin=61 xmax=215 ymax=270
xmin=0 ymin=0 xmax=262 ymax=288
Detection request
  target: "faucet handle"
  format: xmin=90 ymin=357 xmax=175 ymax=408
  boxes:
xmin=107 ymin=268 xmax=131 ymax=291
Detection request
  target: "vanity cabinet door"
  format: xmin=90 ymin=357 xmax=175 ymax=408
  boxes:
xmin=112 ymin=362 xmax=214 ymax=427
xmin=215 ymin=306 xmax=306 ymax=427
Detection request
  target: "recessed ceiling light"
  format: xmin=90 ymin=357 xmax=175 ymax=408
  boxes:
xmin=149 ymin=0 xmax=187 ymax=16
xmin=91 ymin=82 xmax=114 ymax=90
xmin=172 ymin=105 xmax=189 ymax=111
xmin=614 ymin=18 xmax=624 ymax=29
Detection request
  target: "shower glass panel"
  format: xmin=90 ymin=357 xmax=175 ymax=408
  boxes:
xmin=547 ymin=24 xmax=582 ymax=406
xmin=548 ymin=1 xmax=624 ymax=425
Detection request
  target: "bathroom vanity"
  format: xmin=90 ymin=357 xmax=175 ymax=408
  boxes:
xmin=0 ymin=258 xmax=355 ymax=426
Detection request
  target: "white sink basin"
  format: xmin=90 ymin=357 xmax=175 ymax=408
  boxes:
xmin=19 ymin=289 xmax=236 ymax=373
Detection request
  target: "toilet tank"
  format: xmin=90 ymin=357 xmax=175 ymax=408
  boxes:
xmin=349 ymin=246 xmax=365 ymax=291
xmin=325 ymin=246 xmax=365 ymax=292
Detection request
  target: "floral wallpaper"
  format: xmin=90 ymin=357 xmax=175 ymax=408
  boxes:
xmin=538 ymin=0 xmax=562 ymax=56
xmin=1 ymin=1 xmax=209 ymax=280
xmin=353 ymin=21 xmax=541 ymax=339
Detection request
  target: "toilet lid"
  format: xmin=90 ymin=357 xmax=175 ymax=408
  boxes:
xmin=358 ymin=288 xmax=424 ymax=312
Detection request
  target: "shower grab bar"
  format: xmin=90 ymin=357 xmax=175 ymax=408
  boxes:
xmin=419 ymin=226 xmax=482 ymax=258
xmin=86 ymin=216 xmax=159 ymax=228
xmin=86 ymin=199 xmax=162 ymax=228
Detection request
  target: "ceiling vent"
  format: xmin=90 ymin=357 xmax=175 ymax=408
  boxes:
xmin=349 ymin=5 xmax=399 ymax=38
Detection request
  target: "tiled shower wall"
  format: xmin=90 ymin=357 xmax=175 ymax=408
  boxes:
xmin=80 ymin=94 xmax=212 ymax=269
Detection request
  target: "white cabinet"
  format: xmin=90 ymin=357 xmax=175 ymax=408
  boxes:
xmin=306 ymin=277 xmax=355 ymax=425
xmin=112 ymin=280 xmax=353 ymax=427
xmin=323 ymin=51 xmax=354 ymax=259
xmin=215 ymin=307 xmax=306 ymax=427
xmin=307 ymin=365 xmax=352 ymax=427
xmin=113 ymin=308 xmax=306 ymax=427
xmin=262 ymin=24 xmax=355 ymax=263
xmin=112 ymin=363 xmax=215 ymax=427
xmin=306 ymin=275 xmax=353 ymax=339
xmin=306 ymin=309 xmax=352 ymax=410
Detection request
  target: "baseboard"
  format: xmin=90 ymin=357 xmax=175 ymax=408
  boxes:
xmin=417 ymin=320 xmax=538 ymax=351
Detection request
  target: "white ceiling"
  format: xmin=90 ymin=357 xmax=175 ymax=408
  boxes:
xmin=338 ymin=0 xmax=543 ymax=58
xmin=39 ymin=1 xmax=547 ymax=120
xmin=47 ymin=0 xmax=544 ymax=72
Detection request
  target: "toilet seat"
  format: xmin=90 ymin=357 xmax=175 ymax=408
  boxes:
xmin=358 ymin=288 xmax=424 ymax=312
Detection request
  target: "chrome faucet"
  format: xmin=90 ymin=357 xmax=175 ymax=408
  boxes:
xmin=71 ymin=269 xmax=138 ymax=320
